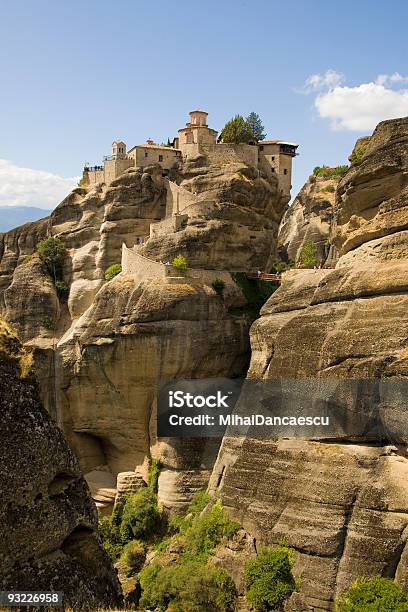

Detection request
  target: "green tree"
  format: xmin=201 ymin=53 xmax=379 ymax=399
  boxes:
xmin=335 ymin=576 xmax=408 ymax=612
xmin=245 ymin=545 xmax=295 ymax=611
xmin=298 ymin=240 xmax=318 ymax=268
xmin=246 ymin=112 xmax=266 ymax=142
xmin=36 ymin=236 xmax=66 ymax=280
xmin=219 ymin=115 xmax=254 ymax=144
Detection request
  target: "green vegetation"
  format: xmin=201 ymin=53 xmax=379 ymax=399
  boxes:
xmin=41 ymin=316 xmax=56 ymax=331
xmin=313 ymin=165 xmax=349 ymax=179
xmin=244 ymin=543 xmax=296 ymax=611
xmin=138 ymin=496 xmax=240 ymax=611
xmin=246 ymin=112 xmax=266 ymax=142
xmin=298 ymin=240 xmax=318 ymax=268
xmin=272 ymin=260 xmax=292 ymax=273
xmin=55 ymin=280 xmax=69 ymax=300
xmin=350 ymin=146 xmax=366 ymax=165
xmin=147 ymin=457 xmax=161 ymax=494
xmin=212 ymin=278 xmax=226 ymax=296
xmin=99 ymin=459 xmax=163 ymax=561
xmin=231 ymin=272 xmax=276 ymax=318
xmin=36 ymin=236 xmax=66 ymax=271
xmin=120 ymin=540 xmax=146 ymax=575
xmin=22 ymin=253 xmax=33 ymax=265
xmin=104 ymin=263 xmax=122 ymax=281
xmin=36 ymin=237 xmax=68 ymax=305
xmin=335 ymin=576 xmax=408 ymax=612
xmin=172 ymin=254 xmax=188 ymax=273
xmin=139 ymin=561 xmax=236 ymax=611
xmin=319 ymin=184 xmax=336 ymax=193
xmin=219 ymin=115 xmax=254 ymax=144
xmin=120 ymin=488 xmax=161 ymax=543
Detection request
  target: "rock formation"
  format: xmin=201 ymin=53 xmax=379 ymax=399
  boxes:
xmin=0 ymin=150 xmax=283 ymax=514
xmin=0 ymin=319 xmax=122 ymax=609
xmin=278 ymin=174 xmax=338 ymax=266
xmin=210 ymin=117 xmax=408 ymax=609
xmin=140 ymin=155 xmax=286 ymax=271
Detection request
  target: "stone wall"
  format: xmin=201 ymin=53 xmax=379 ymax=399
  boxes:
xmin=201 ymin=143 xmax=258 ymax=167
xmin=166 ymin=180 xmax=198 ymax=216
xmin=150 ymin=214 xmax=188 ymax=239
xmin=121 ymin=244 xmax=169 ymax=281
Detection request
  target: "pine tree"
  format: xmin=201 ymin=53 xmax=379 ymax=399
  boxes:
xmin=246 ymin=112 xmax=266 ymax=142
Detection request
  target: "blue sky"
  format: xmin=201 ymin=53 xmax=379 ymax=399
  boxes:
xmin=1 ymin=0 xmax=408 ymax=208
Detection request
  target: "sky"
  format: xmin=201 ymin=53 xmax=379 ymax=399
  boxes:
xmin=0 ymin=0 xmax=408 ymax=209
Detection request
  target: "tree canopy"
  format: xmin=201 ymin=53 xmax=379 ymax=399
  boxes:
xmin=219 ymin=115 xmax=254 ymax=144
xmin=246 ymin=112 xmax=266 ymax=142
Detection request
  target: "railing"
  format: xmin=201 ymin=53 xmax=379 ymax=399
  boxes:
xmin=246 ymin=272 xmax=281 ymax=282
xmin=103 ymin=155 xmax=114 ymax=161
xmin=84 ymin=165 xmax=103 ymax=172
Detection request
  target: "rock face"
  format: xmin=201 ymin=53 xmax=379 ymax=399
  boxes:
xmin=56 ymin=274 xmax=250 ymax=511
xmin=141 ymin=155 xmax=286 ymax=271
xmin=0 ymin=319 xmax=122 ymax=609
xmin=0 ymin=151 xmax=283 ymax=514
xmin=278 ymin=174 xmax=338 ymax=266
xmin=211 ymin=117 xmax=408 ymax=609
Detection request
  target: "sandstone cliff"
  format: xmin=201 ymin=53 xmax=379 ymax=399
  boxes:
xmin=278 ymin=174 xmax=339 ymax=267
xmin=210 ymin=117 xmax=408 ymax=609
xmin=140 ymin=154 xmax=286 ymax=271
xmin=0 ymin=319 xmax=122 ymax=609
xmin=0 ymin=151 xmax=283 ymax=514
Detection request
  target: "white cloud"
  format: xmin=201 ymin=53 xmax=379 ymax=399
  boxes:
xmin=300 ymin=71 xmax=408 ymax=131
xmin=300 ymin=69 xmax=344 ymax=94
xmin=0 ymin=159 xmax=78 ymax=208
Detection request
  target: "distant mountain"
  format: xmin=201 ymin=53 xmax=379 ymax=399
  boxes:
xmin=0 ymin=206 xmax=51 ymax=233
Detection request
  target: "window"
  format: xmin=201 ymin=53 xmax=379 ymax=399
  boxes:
xmin=272 ymin=156 xmax=275 ymax=161
xmin=259 ymin=145 xmax=264 ymax=151
xmin=284 ymin=169 xmax=288 ymax=175
xmin=159 ymin=154 xmax=163 ymax=162
xmin=144 ymin=150 xmax=148 ymax=157
xmin=271 ymin=168 xmax=275 ymax=173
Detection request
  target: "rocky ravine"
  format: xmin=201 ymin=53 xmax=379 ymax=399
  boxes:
xmin=0 ymin=319 xmax=122 ymax=609
xmin=0 ymin=152 xmax=283 ymax=513
xmin=210 ymin=117 xmax=408 ymax=609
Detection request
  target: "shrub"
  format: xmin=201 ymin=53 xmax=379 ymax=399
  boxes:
xmin=105 ymin=263 xmax=122 ymax=281
xmin=148 ymin=457 xmax=162 ymax=494
xmin=55 ymin=280 xmax=69 ymax=299
xmin=120 ymin=488 xmax=161 ymax=542
xmin=350 ymin=146 xmax=366 ymax=165
xmin=172 ymin=254 xmax=188 ymax=273
xmin=320 ymin=184 xmax=336 ymax=193
xmin=22 ymin=254 xmax=33 ymax=265
xmin=181 ymin=499 xmax=240 ymax=563
xmin=335 ymin=576 xmax=408 ymax=611
xmin=188 ymin=490 xmax=211 ymax=515
xmin=139 ymin=560 xmax=236 ymax=611
xmin=313 ymin=165 xmax=348 ymax=179
xmin=309 ymin=175 xmax=316 ymax=183
xmin=298 ymin=240 xmax=318 ymax=268
xmin=99 ymin=515 xmax=125 ymax=561
xmin=121 ymin=539 xmax=146 ymax=574
xmin=272 ymin=260 xmax=290 ymax=273
xmin=245 ymin=545 xmax=295 ymax=611
xmin=212 ymin=278 xmax=226 ymax=296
